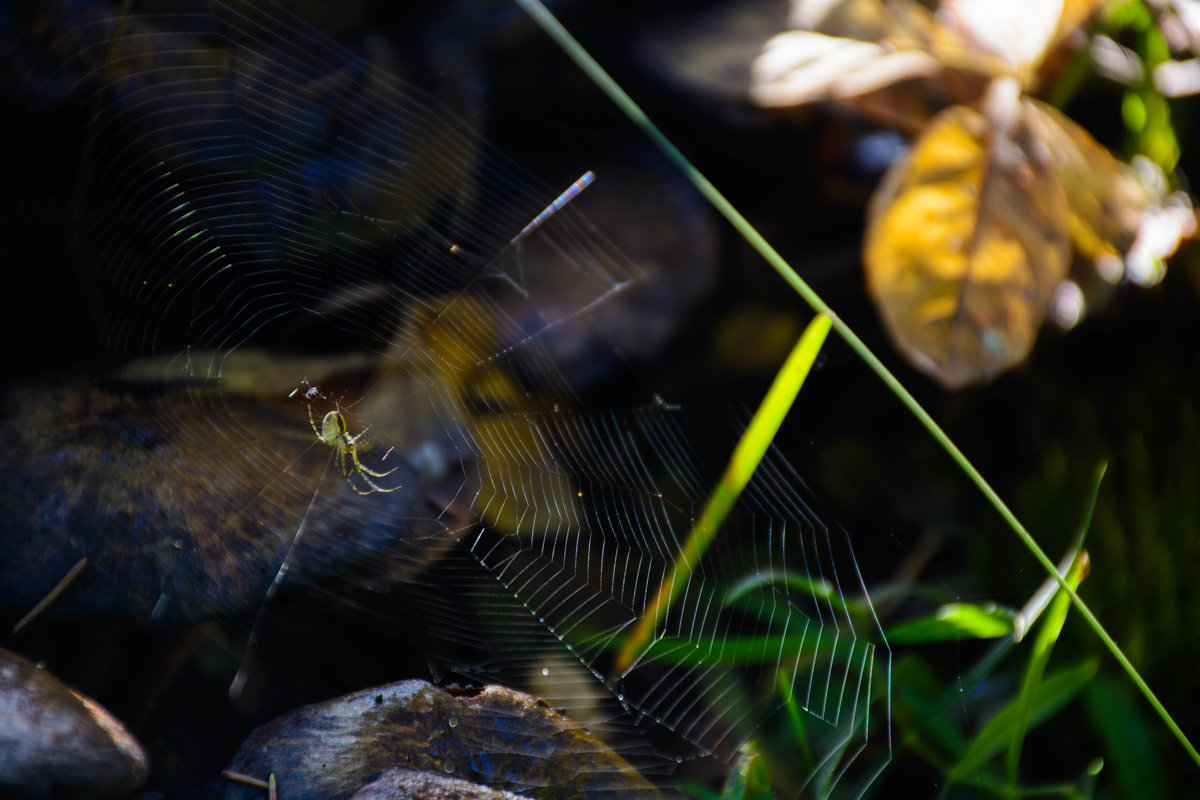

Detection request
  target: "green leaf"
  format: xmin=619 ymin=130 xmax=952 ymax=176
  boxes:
xmin=1006 ymin=540 xmax=1091 ymax=785
xmin=893 ymin=656 xmax=970 ymax=765
xmin=725 ymin=571 xmax=835 ymax=605
xmin=949 ymin=659 xmax=1099 ymax=782
xmin=1085 ymin=677 xmax=1167 ymax=799
xmin=640 ymin=629 xmax=858 ymax=667
xmin=776 ymin=669 xmax=812 ymax=762
xmin=678 ymin=782 xmax=721 ymax=800
xmin=887 ymin=602 xmax=1016 ymax=643
xmin=719 ymin=742 xmax=776 ymax=800
xmin=723 ymin=571 xmax=856 ymax=619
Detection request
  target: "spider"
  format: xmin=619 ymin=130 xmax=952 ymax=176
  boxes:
xmin=307 ymin=403 xmax=400 ymax=495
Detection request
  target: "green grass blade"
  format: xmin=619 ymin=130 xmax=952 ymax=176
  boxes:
xmin=1006 ymin=550 xmax=1090 ymax=786
xmin=897 ymin=512 xmax=1103 ymax=771
xmin=513 ymin=0 xmax=1200 ymax=769
xmin=1005 ymin=466 xmax=1101 ymax=784
xmin=887 ymin=602 xmax=1016 ymax=644
xmin=678 ymin=784 xmax=721 ymax=800
xmin=1085 ymin=677 xmax=1168 ymax=798
xmin=949 ymin=660 xmax=1100 ymax=783
xmin=616 ymin=314 xmax=832 ymax=671
xmin=725 ymin=572 xmax=838 ymax=607
xmin=777 ymin=668 xmax=813 ymax=762
xmin=720 ymin=742 xmax=776 ymax=800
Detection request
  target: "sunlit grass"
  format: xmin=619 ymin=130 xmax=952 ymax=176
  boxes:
xmin=616 ymin=314 xmax=832 ymax=672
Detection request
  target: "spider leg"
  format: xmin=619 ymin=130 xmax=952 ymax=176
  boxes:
xmin=347 ymin=475 xmax=382 ymax=495
xmin=359 ymin=462 xmax=398 ymax=479
xmin=352 ymin=470 xmax=401 ymax=494
xmin=345 ymin=433 xmax=398 ymax=479
xmin=345 ymin=439 xmax=400 ymax=491
xmin=334 ymin=447 xmax=354 ymax=479
xmin=306 ymin=403 xmax=323 ymax=438
xmin=336 ymin=448 xmax=391 ymax=495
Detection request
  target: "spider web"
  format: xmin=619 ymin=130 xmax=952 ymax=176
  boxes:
xmin=2 ymin=1 xmax=892 ymax=796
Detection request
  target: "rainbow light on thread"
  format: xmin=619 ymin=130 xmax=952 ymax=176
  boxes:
xmin=509 ymin=170 xmax=594 ymax=246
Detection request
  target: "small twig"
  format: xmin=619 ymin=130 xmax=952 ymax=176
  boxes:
xmin=13 ymin=557 xmax=88 ymax=633
xmin=269 ymin=773 xmax=278 ymax=800
xmin=221 ymin=770 xmax=270 ymax=790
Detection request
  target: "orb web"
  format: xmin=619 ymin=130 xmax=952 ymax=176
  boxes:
xmin=5 ymin=0 xmax=892 ymax=796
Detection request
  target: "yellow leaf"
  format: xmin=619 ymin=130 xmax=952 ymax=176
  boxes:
xmin=1019 ymin=97 xmax=1151 ymax=268
xmin=467 ymin=412 xmax=581 ymax=537
xmin=864 ymin=103 xmax=1071 ymax=388
xmin=393 ymin=295 xmax=582 ymax=536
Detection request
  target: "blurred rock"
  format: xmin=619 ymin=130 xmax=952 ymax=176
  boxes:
xmin=223 ymin=680 xmax=663 ymax=800
xmin=486 ymin=156 xmax=719 ymax=390
xmin=0 ymin=367 xmax=465 ymax=625
xmin=350 ymin=770 xmax=525 ymax=800
xmin=0 ymin=648 xmax=148 ymax=798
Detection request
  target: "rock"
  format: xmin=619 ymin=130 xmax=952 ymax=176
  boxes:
xmin=350 ymin=770 xmax=525 ymax=800
xmin=0 ymin=648 xmax=148 ymax=798
xmin=223 ymin=680 xmax=663 ymax=800
xmin=0 ymin=372 xmax=460 ymax=625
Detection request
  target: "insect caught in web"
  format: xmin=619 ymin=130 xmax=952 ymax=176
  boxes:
xmin=306 ymin=402 xmax=400 ymax=495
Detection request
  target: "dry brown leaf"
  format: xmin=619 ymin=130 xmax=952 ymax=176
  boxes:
xmin=787 ymin=0 xmax=1015 ymax=77
xmin=751 ymin=30 xmax=942 ymax=106
xmin=941 ymin=0 xmax=1109 ymax=93
xmin=941 ymin=0 xmax=1064 ymax=79
xmin=1019 ymin=97 xmax=1152 ymax=269
xmin=765 ymin=0 xmax=1174 ymax=386
xmin=1054 ymin=0 xmax=1111 ymax=47
xmin=753 ymin=0 xmax=1004 ymax=131
xmin=864 ymin=103 xmax=1071 ymax=388
xmin=789 ymin=0 xmax=927 ymax=42
xmin=760 ymin=0 xmax=1106 ymax=115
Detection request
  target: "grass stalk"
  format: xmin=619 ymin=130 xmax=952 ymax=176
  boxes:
xmin=616 ymin=314 xmax=832 ymax=672
xmin=1007 ymin=550 xmax=1089 ymax=787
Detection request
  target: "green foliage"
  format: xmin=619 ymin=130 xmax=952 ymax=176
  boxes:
xmin=949 ymin=659 xmax=1100 ymax=786
xmin=887 ymin=603 xmax=1017 ymax=644
xmin=679 ymin=743 xmax=777 ymax=800
xmin=721 ymin=742 xmax=777 ymax=800
xmin=1084 ymin=677 xmax=1168 ymax=799
xmin=1107 ymin=0 xmax=1180 ymax=171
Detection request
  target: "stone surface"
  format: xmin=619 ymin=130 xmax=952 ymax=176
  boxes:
xmin=223 ymin=680 xmax=663 ymax=800
xmin=0 ymin=648 xmax=148 ymax=799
